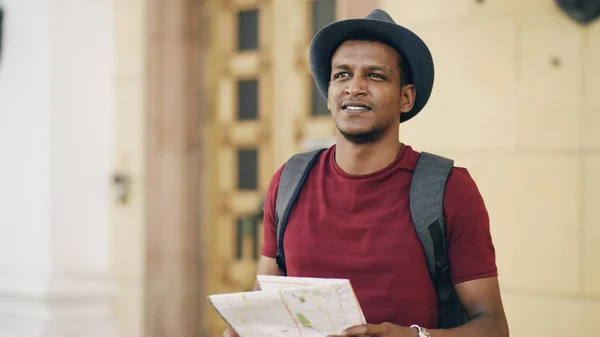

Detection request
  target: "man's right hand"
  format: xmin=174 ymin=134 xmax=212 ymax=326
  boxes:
xmin=223 ymin=327 xmax=239 ymax=337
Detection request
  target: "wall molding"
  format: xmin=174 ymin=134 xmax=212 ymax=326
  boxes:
xmin=0 ymin=270 xmax=120 ymax=336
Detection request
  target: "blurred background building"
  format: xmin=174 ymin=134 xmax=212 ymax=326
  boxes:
xmin=0 ymin=0 xmax=599 ymax=336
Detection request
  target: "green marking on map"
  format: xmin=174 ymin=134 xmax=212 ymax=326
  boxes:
xmin=241 ymin=294 xmax=250 ymax=308
xmin=296 ymin=313 xmax=313 ymax=329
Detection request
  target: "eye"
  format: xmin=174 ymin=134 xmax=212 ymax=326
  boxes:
xmin=334 ymin=72 xmax=350 ymax=79
xmin=368 ymin=73 xmax=386 ymax=80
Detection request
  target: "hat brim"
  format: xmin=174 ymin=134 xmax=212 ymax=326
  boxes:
xmin=309 ymin=18 xmax=434 ymax=123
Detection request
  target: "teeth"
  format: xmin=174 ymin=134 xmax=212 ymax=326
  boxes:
xmin=345 ymin=106 xmax=369 ymax=110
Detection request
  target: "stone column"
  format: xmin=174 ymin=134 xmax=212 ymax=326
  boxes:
xmin=142 ymin=0 xmax=207 ymax=335
xmin=0 ymin=0 xmax=120 ymax=335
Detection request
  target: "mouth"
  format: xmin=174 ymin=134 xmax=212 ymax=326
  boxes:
xmin=340 ymin=102 xmax=372 ymax=113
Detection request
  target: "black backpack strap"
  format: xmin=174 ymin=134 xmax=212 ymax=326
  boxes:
xmin=275 ymin=148 xmax=326 ymax=276
xmin=410 ymin=152 xmax=467 ymax=329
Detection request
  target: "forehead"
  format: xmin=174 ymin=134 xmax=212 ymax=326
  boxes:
xmin=331 ymin=40 xmax=400 ymax=67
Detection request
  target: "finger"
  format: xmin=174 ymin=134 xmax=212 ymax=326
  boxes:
xmin=342 ymin=324 xmax=388 ymax=336
xmin=223 ymin=327 xmax=239 ymax=337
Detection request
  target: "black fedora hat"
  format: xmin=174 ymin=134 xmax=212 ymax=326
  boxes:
xmin=309 ymin=9 xmax=434 ymax=123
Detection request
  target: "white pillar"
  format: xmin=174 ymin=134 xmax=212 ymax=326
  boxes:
xmin=0 ymin=0 xmax=120 ymax=335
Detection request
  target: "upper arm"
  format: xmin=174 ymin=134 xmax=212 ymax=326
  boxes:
xmin=260 ymin=165 xmax=285 ymax=259
xmin=444 ymin=167 xmax=498 ymax=285
xmin=445 ymin=168 xmax=507 ymax=333
xmin=255 ymin=165 xmax=286 ymax=291
xmin=455 ymin=277 xmax=509 ymax=334
xmin=455 ymin=277 xmax=505 ymax=319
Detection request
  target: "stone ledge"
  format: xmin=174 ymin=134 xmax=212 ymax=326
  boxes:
xmin=0 ymin=270 xmax=120 ymax=336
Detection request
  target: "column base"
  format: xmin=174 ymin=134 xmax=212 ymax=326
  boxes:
xmin=0 ymin=270 xmax=121 ymax=336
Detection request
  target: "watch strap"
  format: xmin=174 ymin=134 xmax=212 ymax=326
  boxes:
xmin=410 ymin=325 xmax=431 ymax=337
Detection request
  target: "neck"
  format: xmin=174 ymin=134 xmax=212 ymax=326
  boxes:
xmin=334 ymin=132 xmax=402 ymax=176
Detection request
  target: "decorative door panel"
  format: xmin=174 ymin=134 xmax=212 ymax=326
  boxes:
xmin=207 ymin=1 xmax=274 ymax=336
xmin=206 ymin=1 xmax=340 ymax=337
xmin=294 ymin=0 xmax=338 ymax=153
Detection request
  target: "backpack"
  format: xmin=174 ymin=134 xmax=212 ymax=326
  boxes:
xmin=273 ymin=148 xmax=468 ymax=329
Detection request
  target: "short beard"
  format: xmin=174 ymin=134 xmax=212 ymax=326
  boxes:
xmin=337 ymin=126 xmax=385 ymax=145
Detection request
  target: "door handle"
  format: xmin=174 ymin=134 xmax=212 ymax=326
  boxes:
xmin=112 ymin=173 xmax=131 ymax=204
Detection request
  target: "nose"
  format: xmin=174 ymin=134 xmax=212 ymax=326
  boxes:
xmin=344 ymin=77 xmax=367 ymax=96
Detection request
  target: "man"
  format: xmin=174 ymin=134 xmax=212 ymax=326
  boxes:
xmin=224 ymin=8 xmax=509 ymax=337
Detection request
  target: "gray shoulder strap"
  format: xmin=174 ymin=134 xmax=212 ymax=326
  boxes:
xmin=409 ymin=151 xmax=454 ymax=276
xmin=275 ymin=149 xmax=324 ymax=225
xmin=410 ymin=152 xmax=471 ymax=329
xmin=275 ymin=148 xmax=325 ymax=275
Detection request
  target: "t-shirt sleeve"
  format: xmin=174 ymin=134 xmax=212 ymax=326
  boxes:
xmin=444 ymin=167 xmax=498 ymax=285
xmin=260 ymin=165 xmax=285 ymax=259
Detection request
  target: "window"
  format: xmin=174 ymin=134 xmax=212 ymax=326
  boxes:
xmin=237 ymin=79 xmax=259 ymax=120
xmin=312 ymin=0 xmax=336 ymax=36
xmin=238 ymin=9 xmax=259 ymax=51
xmin=235 ymin=217 xmax=258 ymax=260
xmin=311 ymin=1 xmax=335 ymax=116
xmin=237 ymin=149 xmax=258 ymax=190
xmin=310 ymin=80 xmax=329 ymax=116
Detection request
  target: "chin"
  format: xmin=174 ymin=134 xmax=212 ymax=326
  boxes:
xmin=338 ymin=123 xmax=372 ymax=136
xmin=337 ymin=118 xmax=375 ymax=132
xmin=338 ymin=127 xmax=383 ymax=145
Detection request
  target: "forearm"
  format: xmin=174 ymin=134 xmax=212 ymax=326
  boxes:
xmin=253 ymin=255 xmax=282 ymax=291
xmin=428 ymin=314 xmax=508 ymax=337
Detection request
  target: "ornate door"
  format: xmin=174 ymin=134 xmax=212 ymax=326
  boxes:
xmin=204 ymin=1 xmax=372 ymax=336
xmin=206 ymin=1 xmax=275 ymax=336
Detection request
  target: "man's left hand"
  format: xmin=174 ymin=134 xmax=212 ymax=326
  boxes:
xmin=327 ymin=323 xmax=417 ymax=337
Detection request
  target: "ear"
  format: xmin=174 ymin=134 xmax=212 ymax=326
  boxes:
xmin=399 ymin=84 xmax=416 ymax=114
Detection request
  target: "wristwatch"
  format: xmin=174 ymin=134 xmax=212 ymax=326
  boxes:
xmin=410 ymin=325 xmax=431 ymax=337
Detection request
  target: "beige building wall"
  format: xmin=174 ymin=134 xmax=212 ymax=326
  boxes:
xmin=379 ymin=0 xmax=600 ymax=336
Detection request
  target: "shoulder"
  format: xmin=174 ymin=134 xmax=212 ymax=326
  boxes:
xmin=265 ymin=146 xmax=332 ymax=198
xmin=444 ymin=164 xmax=490 ymax=233
xmin=265 ymin=163 xmax=285 ymax=200
xmin=447 ymin=166 xmax=481 ymax=195
xmin=407 ymin=145 xmax=480 ymax=193
xmin=445 ymin=162 xmax=485 ymax=206
xmin=407 ymin=146 xmax=487 ymax=219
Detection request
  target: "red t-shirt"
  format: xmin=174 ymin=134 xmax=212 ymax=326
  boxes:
xmin=261 ymin=144 xmax=497 ymax=328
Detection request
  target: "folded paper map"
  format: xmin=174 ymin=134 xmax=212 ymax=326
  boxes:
xmin=208 ymin=275 xmax=366 ymax=337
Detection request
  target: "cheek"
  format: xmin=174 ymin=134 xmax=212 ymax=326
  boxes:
xmin=381 ymin=87 xmax=401 ymax=103
xmin=377 ymin=91 xmax=402 ymax=117
xmin=327 ymin=84 xmax=343 ymax=110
